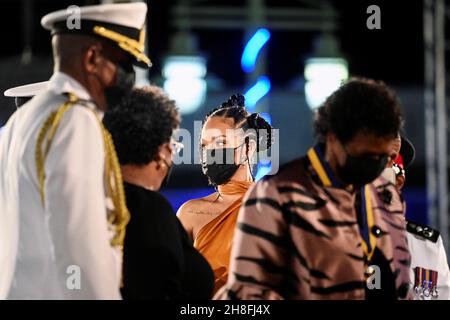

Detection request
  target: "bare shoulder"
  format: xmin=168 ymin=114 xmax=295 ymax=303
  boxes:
xmin=176 ymin=193 xmax=218 ymax=217
xmin=177 ymin=193 xmax=218 ymax=242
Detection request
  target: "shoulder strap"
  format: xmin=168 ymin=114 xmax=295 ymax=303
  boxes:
xmin=35 ymin=93 xmax=78 ymax=205
xmin=406 ymin=220 xmax=440 ymax=243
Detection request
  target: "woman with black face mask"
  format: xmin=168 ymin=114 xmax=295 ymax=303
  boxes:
xmin=177 ymin=94 xmax=273 ymax=294
xmin=103 ymin=86 xmax=214 ymax=300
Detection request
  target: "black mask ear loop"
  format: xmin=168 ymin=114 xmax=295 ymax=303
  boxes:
xmin=244 ymin=136 xmax=255 ymax=181
xmin=213 ymin=141 xmax=246 ymax=200
xmin=201 ymin=145 xmax=222 ymax=201
xmin=242 ymin=116 xmax=258 ymax=181
xmin=213 ymin=139 xmax=253 ymax=200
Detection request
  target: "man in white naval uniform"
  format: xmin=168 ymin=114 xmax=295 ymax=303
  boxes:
xmin=0 ymin=2 xmax=151 ymax=299
xmin=382 ymin=136 xmax=450 ymax=300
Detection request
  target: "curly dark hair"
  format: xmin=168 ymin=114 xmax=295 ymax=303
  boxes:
xmin=103 ymin=86 xmax=180 ymax=166
xmin=203 ymin=94 xmax=274 ymax=152
xmin=313 ymin=77 xmax=404 ymax=144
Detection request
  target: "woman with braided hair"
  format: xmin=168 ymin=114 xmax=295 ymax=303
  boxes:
xmin=177 ymin=94 xmax=273 ymax=294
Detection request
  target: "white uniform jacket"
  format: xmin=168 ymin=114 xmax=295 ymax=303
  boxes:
xmin=0 ymin=72 xmax=121 ymax=299
xmin=407 ymin=220 xmax=450 ymax=300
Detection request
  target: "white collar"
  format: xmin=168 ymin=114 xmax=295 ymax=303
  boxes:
xmin=47 ymin=71 xmax=104 ymax=118
xmin=47 ymin=71 xmax=91 ymax=101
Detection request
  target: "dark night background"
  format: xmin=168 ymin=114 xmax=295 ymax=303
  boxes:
xmin=0 ymin=0 xmax=425 ymax=85
xmin=0 ymin=0 xmax=432 ymax=223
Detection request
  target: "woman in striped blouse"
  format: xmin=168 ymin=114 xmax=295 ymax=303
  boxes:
xmin=215 ymin=78 xmax=412 ymax=300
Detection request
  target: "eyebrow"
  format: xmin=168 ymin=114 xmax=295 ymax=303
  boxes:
xmin=201 ymin=135 xmax=227 ymax=145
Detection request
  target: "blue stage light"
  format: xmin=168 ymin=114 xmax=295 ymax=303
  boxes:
xmin=241 ymin=28 xmax=271 ymax=73
xmin=244 ymin=76 xmax=271 ymax=111
xmin=259 ymin=112 xmax=272 ymax=125
xmin=255 ymin=162 xmax=272 ymax=181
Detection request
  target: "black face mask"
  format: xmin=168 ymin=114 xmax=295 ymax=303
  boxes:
xmin=337 ymin=149 xmax=388 ymax=188
xmin=201 ymin=145 xmax=244 ymax=186
xmin=104 ymin=63 xmax=135 ymax=110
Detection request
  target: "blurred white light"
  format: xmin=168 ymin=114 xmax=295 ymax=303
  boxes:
xmin=134 ymin=66 xmax=150 ymax=87
xmin=163 ymin=56 xmax=207 ymax=115
xmin=163 ymin=56 xmax=207 ymax=78
xmin=304 ymin=58 xmax=348 ymax=110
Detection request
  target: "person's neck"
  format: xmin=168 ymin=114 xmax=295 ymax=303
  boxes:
xmin=121 ymin=164 xmax=161 ymax=191
xmin=216 ymin=165 xmax=253 ymax=200
xmin=56 ymin=66 xmax=87 ymax=90
xmin=230 ymin=164 xmax=254 ymax=183
xmin=55 ymin=66 xmax=106 ymax=111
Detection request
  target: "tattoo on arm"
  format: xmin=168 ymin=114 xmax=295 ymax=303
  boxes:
xmin=189 ymin=210 xmax=214 ymax=216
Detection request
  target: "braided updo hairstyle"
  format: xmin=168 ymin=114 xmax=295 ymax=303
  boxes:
xmin=203 ymin=93 xmax=273 ymax=153
xmin=203 ymin=93 xmax=273 ymax=152
xmin=201 ymin=93 xmax=273 ymax=186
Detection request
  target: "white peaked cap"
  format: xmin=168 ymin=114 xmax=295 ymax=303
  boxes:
xmin=41 ymin=2 xmax=151 ymax=68
xmin=41 ymin=2 xmax=148 ymax=31
xmin=4 ymin=81 xmax=49 ymax=98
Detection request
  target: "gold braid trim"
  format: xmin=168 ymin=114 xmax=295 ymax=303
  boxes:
xmin=35 ymin=94 xmax=78 ymax=205
xmin=93 ymin=26 xmax=151 ymax=67
xmin=100 ymin=122 xmax=130 ymax=247
xmin=35 ymin=93 xmax=130 ymax=249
